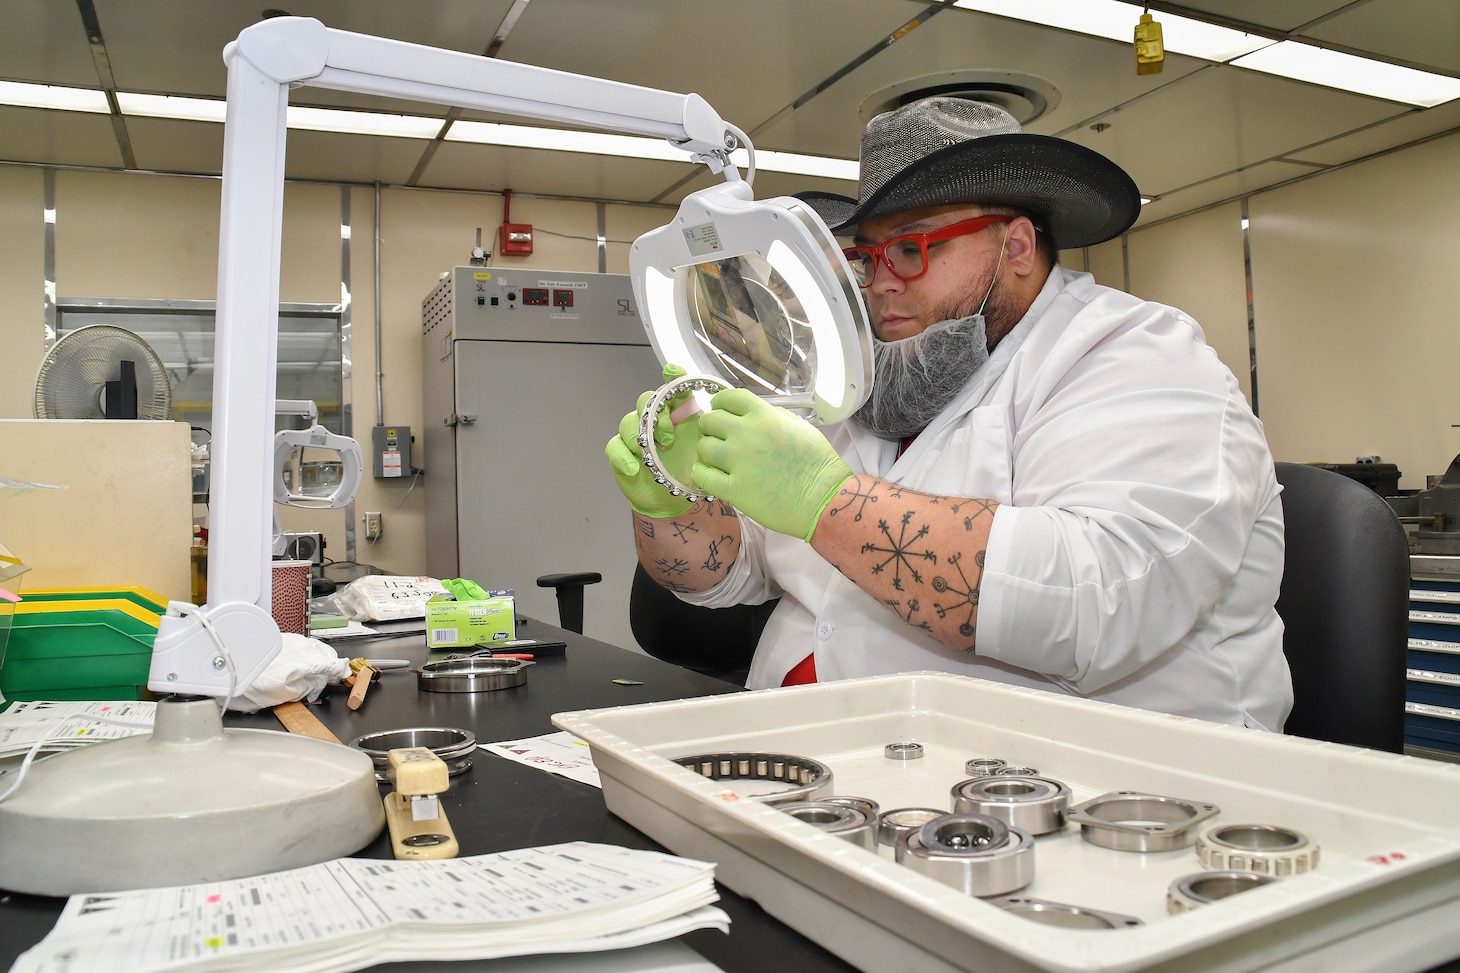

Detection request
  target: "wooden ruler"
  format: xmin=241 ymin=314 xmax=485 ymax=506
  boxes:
xmin=272 ymin=701 xmax=342 ymax=744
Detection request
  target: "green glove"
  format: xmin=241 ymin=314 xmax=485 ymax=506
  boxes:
xmin=443 ymin=578 xmax=489 ymax=601
xmin=693 ymin=388 xmax=853 ymax=541
xmin=604 ymin=364 xmax=699 ymax=518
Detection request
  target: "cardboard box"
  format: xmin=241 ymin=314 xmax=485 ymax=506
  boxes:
xmin=425 ymin=590 xmax=515 ymax=650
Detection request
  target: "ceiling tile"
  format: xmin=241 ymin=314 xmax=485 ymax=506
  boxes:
xmin=0 ymin=106 xmax=124 ymax=169
xmin=1281 ymin=99 xmax=1460 ymax=166
xmin=757 ymin=6 xmax=1211 ymax=160
xmin=125 ymin=117 xmax=222 ymax=174
xmin=1166 ymin=1 xmax=1350 ymax=34
xmin=494 ymin=0 xmax=916 ymax=139
xmin=283 ymin=129 xmax=435 ymax=185
xmin=1058 ymin=65 xmax=1403 ymax=197
xmin=0 ymin=0 xmax=98 ymax=88
xmin=1298 ymin=0 xmax=1460 ymax=75
xmin=93 ymin=0 xmax=516 ymax=100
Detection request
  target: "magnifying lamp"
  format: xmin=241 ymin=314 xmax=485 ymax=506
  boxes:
xmin=630 ymin=180 xmax=871 ymax=498
xmin=272 ymin=399 xmax=364 ymax=556
xmin=0 ymin=17 xmax=869 ymax=896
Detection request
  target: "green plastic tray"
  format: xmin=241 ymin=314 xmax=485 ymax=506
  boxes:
xmin=21 ymin=586 xmax=167 ymax=614
xmin=0 ymin=601 xmax=156 ymax=701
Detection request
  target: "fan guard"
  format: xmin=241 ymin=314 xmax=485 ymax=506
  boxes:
xmin=34 ymin=325 xmax=173 ymax=420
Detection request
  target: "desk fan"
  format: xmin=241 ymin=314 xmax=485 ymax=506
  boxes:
xmin=33 ymin=324 xmax=173 ymax=420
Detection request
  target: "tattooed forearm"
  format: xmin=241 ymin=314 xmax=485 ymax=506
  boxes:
xmin=810 ymin=475 xmax=998 ymax=651
xmin=631 ymin=499 xmax=742 ymax=593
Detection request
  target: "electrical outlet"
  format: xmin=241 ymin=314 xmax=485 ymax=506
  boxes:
xmin=364 ymin=511 xmax=382 ymax=541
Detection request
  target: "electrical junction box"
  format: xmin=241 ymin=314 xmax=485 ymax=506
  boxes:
xmin=372 ymin=425 xmax=412 ymax=478
xmin=281 ymin=531 xmax=324 ymax=566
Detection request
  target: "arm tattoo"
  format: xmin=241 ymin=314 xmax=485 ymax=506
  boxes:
xmin=701 ymin=534 xmax=733 ymax=574
xmin=860 ymin=511 xmax=937 ymax=591
xmin=932 ymin=549 xmax=986 ymax=645
xmin=633 ymin=500 xmax=742 ymax=594
xmin=827 ymin=479 xmax=881 ymax=522
xmin=814 ymin=476 xmax=997 ymax=653
xmin=884 ymin=596 xmax=934 ymax=632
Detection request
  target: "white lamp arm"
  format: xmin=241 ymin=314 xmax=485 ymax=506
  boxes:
xmin=150 ymin=15 xmax=748 ymax=699
xmin=274 ymin=398 xmax=319 ymax=423
xmin=232 ymin=17 xmax=735 ymax=156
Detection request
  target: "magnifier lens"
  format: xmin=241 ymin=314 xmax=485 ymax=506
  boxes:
xmin=295 ymin=445 xmax=345 ymax=496
xmin=686 ymin=253 xmax=816 ymax=398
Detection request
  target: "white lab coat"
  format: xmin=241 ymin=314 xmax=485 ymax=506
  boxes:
xmin=682 ymin=267 xmax=1292 ymax=730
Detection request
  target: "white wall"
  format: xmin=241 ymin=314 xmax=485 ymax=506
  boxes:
xmin=1247 ymin=133 xmax=1460 ymax=488
xmin=0 ymin=166 xmax=42 ymax=419
xmin=1106 ymin=129 xmax=1460 ymax=490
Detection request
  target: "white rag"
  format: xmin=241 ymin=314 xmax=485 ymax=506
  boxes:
xmin=229 ymin=632 xmax=351 ymax=712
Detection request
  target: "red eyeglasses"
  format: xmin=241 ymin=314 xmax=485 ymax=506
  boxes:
xmin=842 ymin=215 xmax=1013 ymax=288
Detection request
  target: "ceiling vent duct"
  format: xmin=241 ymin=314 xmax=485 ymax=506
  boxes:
xmin=859 ymin=71 xmax=1061 ymax=126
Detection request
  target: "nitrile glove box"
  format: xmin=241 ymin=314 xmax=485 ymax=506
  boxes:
xmin=425 ymin=590 xmax=515 ymax=649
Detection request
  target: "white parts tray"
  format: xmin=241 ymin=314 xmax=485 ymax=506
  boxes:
xmin=554 ymin=672 xmax=1460 ymax=973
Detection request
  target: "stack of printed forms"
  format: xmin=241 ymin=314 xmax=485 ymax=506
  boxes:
xmin=13 ymin=842 xmax=727 ymax=973
xmin=0 ymin=699 xmax=155 ymax=766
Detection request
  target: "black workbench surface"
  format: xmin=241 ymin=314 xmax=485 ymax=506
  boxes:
xmin=0 ymin=618 xmax=850 ymax=973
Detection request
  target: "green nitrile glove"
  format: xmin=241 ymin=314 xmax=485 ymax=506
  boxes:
xmin=443 ymin=578 xmax=489 ymax=601
xmin=693 ymin=388 xmax=854 ymax=541
xmin=604 ymin=364 xmax=699 ymax=518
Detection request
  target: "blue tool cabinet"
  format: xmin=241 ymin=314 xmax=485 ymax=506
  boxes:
xmin=1406 ymin=556 xmax=1460 ymax=760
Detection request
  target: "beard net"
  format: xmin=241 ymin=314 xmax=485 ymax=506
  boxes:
xmin=852 ymin=312 xmax=990 ymax=440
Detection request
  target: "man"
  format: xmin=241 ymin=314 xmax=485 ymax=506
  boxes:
xmin=606 ymin=97 xmax=1291 ymax=730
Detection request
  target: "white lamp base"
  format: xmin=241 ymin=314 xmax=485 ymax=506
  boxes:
xmin=0 ymin=696 xmax=385 ymax=896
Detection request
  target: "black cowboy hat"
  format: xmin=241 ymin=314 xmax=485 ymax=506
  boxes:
xmin=799 ymin=97 xmax=1141 ymax=249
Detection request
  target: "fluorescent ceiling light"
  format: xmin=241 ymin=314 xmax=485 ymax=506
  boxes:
xmin=116 ymin=92 xmax=226 ymax=123
xmin=448 ymin=120 xmax=859 ymax=180
xmin=952 ymin=0 xmax=1271 ymax=62
xmin=1158 ymin=15 xmax=1274 ymax=62
xmin=1234 ymin=42 xmax=1460 ymax=108
xmin=736 ymin=148 xmax=860 ymax=181
xmin=447 ymin=120 xmax=686 ymax=160
xmin=0 ymin=80 xmax=109 ymax=113
xmin=953 ymin=0 xmax=1460 ymax=106
xmin=12 ymin=84 xmax=862 ymax=181
xmin=286 ymin=104 xmax=443 ymax=139
xmin=119 ymin=93 xmax=443 ymax=137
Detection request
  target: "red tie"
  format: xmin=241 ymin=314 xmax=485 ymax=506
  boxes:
xmin=781 ymin=652 xmax=818 ymax=686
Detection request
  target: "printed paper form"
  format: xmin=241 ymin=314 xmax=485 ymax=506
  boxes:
xmin=0 ymin=700 xmax=155 ymax=758
xmin=12 ymin=843 xmax=725 ymax=973
xmin=481 ymin=730 xmax=601 ymax=788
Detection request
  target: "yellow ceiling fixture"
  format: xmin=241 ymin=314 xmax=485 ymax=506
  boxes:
xmin=1134 ymin=10 xmax=1164 ymax=76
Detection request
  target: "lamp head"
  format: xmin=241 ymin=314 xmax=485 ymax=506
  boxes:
xmin=630 ymin=181 xmax=873 ymax=425
xmin=273 ymin=423 xmax=364 ymax=509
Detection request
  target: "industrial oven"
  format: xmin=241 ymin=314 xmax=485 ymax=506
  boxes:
xmin=422 ymin=267 xmax=661 ymax=651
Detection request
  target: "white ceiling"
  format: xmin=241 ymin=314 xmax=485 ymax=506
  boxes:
xmin=1 ymin=0 xmax=1457 ymax=228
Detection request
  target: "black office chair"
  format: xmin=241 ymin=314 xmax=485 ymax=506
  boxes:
xmin=535 ymin=572 xmax=602 ymax=634
xmin=629 ymin=563 xmax=776 ymax=685
xmin=1273 ymin=461 xmax=1410 ymax=751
